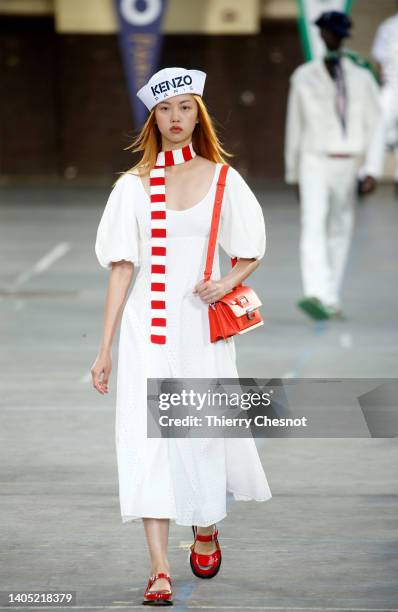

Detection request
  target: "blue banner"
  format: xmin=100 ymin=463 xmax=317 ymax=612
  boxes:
xmin=113 ymin=0 xmax=168 ymax=127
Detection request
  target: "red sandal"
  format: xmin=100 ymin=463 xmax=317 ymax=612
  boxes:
xmin=142 ymin=572 xmax=173 ymax=606
xmin=189 ymin=524 xmax=222 ymax=579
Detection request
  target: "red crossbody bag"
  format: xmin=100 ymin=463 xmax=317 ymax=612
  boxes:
xmin=204 ymin=164 xmax=264 ymax=343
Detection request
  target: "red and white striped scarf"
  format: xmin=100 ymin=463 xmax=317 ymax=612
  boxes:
xmin=149 ymin=142 xmax=196 ymax=344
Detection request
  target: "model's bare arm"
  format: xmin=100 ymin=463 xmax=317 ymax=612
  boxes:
xmin=193 ymin=258 xmax=260 ymax=304
xmin=91 ymin=261 xmax=134 ymax=394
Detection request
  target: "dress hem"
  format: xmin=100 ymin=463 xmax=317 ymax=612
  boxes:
xmin=120 ymin=489 xmax=272 ymax=526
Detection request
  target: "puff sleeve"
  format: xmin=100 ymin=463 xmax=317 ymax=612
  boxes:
xmin=95 ymin=174 xmax=140 ymax=270
xmin=218 ymin=166 xmax=266 ymax=260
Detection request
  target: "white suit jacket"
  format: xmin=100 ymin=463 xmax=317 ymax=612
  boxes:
xmin=284 ymin=57 xmax=384 ymax=183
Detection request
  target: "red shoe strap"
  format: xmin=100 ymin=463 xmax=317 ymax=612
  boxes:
xmin=150 ymin=572 xmax=172 ymax=584
xmin=195 ymin=529 xmax=218 ymax=542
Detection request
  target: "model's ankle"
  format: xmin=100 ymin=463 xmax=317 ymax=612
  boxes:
xmin=151 ymin=564 xmax=171 ymax=576
xmin=197 ymin=524 xmax=215 ymax=535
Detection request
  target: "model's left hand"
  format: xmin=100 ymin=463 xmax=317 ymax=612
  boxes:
xmin=358 ymin=175 xmax=377 ymax=195
xmin=193 ymin=279 xmax=229 ymax=304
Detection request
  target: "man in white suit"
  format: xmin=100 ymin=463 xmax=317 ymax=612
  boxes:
xmin=285 ymin=11 xmax=384 ymax=320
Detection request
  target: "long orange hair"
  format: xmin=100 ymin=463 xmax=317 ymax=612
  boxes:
xmin=119 ymin=95 xmax=232 ymax=179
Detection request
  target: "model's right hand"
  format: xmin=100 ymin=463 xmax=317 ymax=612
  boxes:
xmin=91 ymin=351 xmax=112 ymax=395
xmin=358 ymin=175 xmax=377 ymax=195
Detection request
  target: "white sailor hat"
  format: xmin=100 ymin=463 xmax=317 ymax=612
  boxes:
xmin=136 ymin=67 xmax=207 ymax=111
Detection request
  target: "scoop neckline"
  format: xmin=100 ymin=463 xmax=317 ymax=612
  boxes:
xmin=134 ymin=162 xmax=220 ymax=213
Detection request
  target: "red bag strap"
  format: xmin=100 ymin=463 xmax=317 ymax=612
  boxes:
xmin=204 ymin=164 xmax=237 ymax=282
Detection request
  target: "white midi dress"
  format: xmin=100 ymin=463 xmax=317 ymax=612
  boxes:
xmin=95 ymin=162 xmax=272 ymax=526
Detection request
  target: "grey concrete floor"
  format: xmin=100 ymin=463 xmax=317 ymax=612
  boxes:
xmin=0 ymin=183 xmax=397 ymax=611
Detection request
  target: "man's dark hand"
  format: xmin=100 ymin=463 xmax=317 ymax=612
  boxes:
xmin=358 ymin=175 xmax=377 ymax=196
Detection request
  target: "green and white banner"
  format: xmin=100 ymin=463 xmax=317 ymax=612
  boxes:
xmin=297 ymin=0 xmax=353 ymax=60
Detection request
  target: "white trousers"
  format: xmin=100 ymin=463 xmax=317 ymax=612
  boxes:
xmin=298 ymin=153 xmax=359 ymax=309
